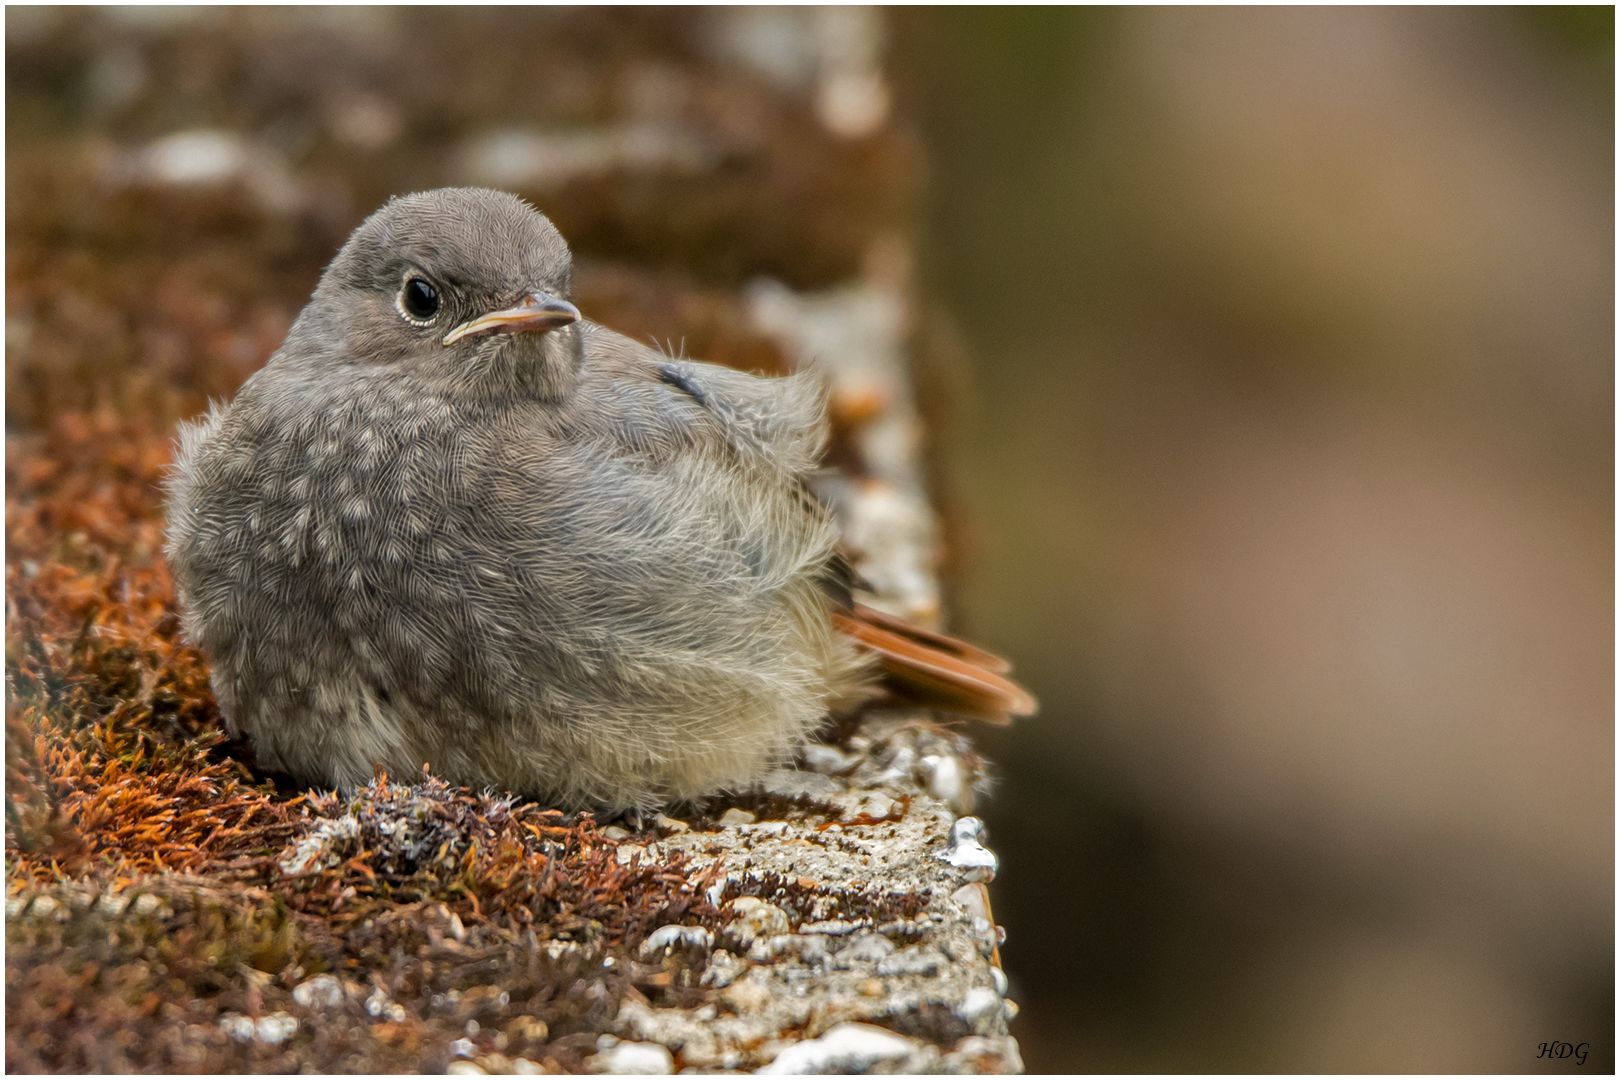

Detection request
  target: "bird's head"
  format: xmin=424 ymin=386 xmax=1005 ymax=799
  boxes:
xmin=307 ymin=187 xmax=584 ymax=400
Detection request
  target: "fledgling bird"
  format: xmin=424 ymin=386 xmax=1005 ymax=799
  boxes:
xmin=165 ymin=187 xmax=1034 ymax=810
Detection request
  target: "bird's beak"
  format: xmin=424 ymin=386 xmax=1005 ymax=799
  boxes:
xmin=443 ymin=292 xmax=580 ymax=346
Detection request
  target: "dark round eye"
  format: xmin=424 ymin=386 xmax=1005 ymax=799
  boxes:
xmin=398 ymin=277 xmax=440 ymax=322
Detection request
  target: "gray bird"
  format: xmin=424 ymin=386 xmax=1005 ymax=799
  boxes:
xmin=165 ymin=187 xmax=1033 ymax=810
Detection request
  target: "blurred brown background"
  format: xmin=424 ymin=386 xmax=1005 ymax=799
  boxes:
xmin=899 ymin=7 xmax=1613 ymax=1072
xmin=7 ymin=6 xmax=1613 ymax=1073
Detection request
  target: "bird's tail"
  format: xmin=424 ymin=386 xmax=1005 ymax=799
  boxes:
xmin=833 ymin=603 xmax=1037 ymax=725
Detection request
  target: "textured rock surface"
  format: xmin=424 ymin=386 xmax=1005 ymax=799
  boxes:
xmin=611 ymin=720 xmax=1021 ymax=1073
xmin=7 ymin=711 xmax=1022 ymax=1074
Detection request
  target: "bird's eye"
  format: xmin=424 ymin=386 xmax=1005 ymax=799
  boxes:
xmin=398 ymin=277 xmax=440 ymax=323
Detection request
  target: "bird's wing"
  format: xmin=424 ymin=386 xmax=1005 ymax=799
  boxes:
xmin=583 ymin=324 xmax=826 ymax=475
xmin=650 ymin=358 xmax=827 ymax=476
xmin=583 ymin=324 xmax=1035 ymax=724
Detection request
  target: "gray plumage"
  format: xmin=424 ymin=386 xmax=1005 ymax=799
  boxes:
xmin=166 ymin=187 xmax=873 ymax=810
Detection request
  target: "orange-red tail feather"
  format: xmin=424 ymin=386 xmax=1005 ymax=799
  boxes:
xmin=834 ymin=604 xmax=1037 ymax=724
